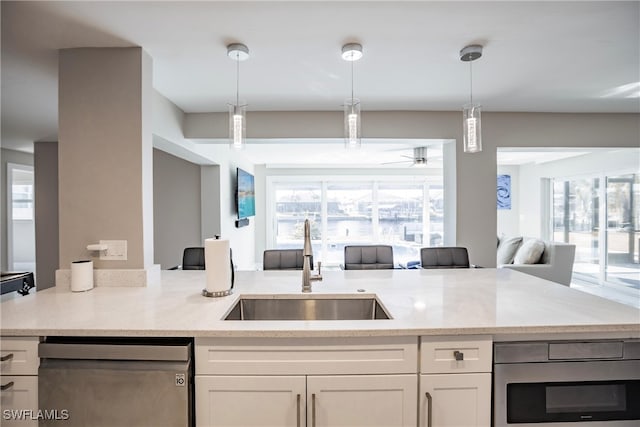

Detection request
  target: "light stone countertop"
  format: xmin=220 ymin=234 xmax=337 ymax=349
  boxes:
xmin=1 ymin=269 xmax=639 ymax=339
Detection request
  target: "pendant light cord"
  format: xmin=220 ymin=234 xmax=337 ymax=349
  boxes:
xmin=469 ymin=61 xmax=473 ymax=105
xmin=351 ymin=56 xmax=355 ymax=103
xmin=236 ymin=52 xmax=240 ymax=107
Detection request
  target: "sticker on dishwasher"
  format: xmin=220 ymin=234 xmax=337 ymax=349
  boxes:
xmin=175 ymin=373 xmax=186 ymax=387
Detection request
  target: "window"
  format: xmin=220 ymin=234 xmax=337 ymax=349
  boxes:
xmin=7 ymin=163 xmax=35 ymax=272
xmin=268 ymin=177 xmax=443 ymax=266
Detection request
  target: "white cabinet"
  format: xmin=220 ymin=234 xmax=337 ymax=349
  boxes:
xmin=195 ymin=374 xmax=417 ymax=427
xmin=308 ymin=374 xmax=416 ymax=427
xmin=419 ymin=373 xmax=491 ymax=427
xmin=195 ymin=336 xmax=418 ymax=427
xmin=1 ymin=337 xmax=39 ymax=427
xmin=419 ymin=336 xmax=492 ymax=427
xmin=196 ymin=375 xmax=306 ymax=427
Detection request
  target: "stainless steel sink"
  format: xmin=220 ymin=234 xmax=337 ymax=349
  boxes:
xmin=224 ymin=296 xmax=392 ymax=320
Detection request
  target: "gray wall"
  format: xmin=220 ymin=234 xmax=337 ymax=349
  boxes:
xmin=153 ymin=149 xmax=202 ymax=269
xmin=1 ymin=148 xmax=34 ymax=271
xmin=34 ymin=141 xmax=58 ymax=290
xmin=58 ymin=47 xmax=154 ymax=269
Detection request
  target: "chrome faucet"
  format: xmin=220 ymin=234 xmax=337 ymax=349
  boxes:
xmin=302 ymin=219 xmax=322 ymax=292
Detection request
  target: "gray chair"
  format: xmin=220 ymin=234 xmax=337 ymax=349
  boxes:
xmin=343 ymin=245 xmax=394 ymax=270
xmin=263 ymin=249 xmax=312 ymax=270
xmin=420 ymin=247 xmax=470 ymax=269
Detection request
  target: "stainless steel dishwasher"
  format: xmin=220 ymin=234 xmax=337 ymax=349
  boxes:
xmin=38 ymin=337 xmax=193 ymax=427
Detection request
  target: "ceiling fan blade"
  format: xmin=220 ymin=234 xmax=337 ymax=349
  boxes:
xmin=381 ymin=160 xmax=412 ymax=165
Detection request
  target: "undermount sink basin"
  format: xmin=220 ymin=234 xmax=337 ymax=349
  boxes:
xmin=224 ymin=295 xmax=392 ymax=321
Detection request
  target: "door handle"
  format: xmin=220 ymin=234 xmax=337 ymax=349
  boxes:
xmin=296 ymin=394 xmax=301 ymax=427
xmin=1 ymin=381 xmax=15 ymax=391
xmin=0 ymin=353 xmax=14 ymax=362
xmin=425 ymin=392 xmax=432 ymax=427
xmin=453 ymin=350 xmax=464 ymax=361
xmin=312 ymin=393 xmax=316 ymax=427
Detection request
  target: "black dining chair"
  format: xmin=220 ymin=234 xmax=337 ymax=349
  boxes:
xmin=263 ymin=249 xmax=311 ymax=270
xmin=420 ymin=247 xmax=470 ymax=269
xmin=342 ymin=245 xmax=394 ymax=270
xmin=181 ymin=247 xmax=205 ymax=270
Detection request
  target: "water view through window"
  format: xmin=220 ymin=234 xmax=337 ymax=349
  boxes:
xmin=271 ymin=179 xmax=443 ymax=267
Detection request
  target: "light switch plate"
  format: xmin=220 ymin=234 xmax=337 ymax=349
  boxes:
xmin=99 ymin=240 xmax=127 ymax=261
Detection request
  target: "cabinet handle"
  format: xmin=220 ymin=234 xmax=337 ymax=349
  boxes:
xmin=1 ymin=381 xmax=14 ymax=391
xmin=0 ymin=353 xmax=14 ymax=362
xmin=296 ymin=394 xmax=301 ymax=427
xmin=453 ymin=350 xmax=464 ymax=361
xmin=312 ymin=393 xmax=316 ymax=427
xmin=425 ymin=392 xmax=432 ymax=427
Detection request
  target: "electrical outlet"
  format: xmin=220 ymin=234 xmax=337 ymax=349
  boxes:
xmin=99 ymin=240 xmax=128 ymax=261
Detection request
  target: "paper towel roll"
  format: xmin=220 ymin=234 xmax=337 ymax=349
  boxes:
xmin=204 ymin=238 xmax=232 ymax=295
xmin=71 ymin=260 xmax=94 ymax=292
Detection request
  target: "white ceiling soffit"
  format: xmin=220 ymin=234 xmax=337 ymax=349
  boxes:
xmin=195 ymin=138 xmax=446 ymax=168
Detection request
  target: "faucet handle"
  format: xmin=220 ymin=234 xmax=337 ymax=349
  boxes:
xmin=316 ymin=261 xmax=322 ymax=275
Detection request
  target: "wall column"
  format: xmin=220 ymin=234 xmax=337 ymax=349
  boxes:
xmin=57 ymin=47 xmax=157 ymax=287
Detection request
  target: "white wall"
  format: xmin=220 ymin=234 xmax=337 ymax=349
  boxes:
xmin=497 ymin=165 xmax=520 ymax=237
xmin=197 ymin=145 xmax=256 ymax=270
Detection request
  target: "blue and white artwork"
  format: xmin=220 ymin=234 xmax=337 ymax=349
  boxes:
xmin=497 ymin=174 xmax=511 ymax=210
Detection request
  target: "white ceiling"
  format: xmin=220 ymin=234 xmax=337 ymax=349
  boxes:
xmin=2 ymin=1 xmax=639 ymax=161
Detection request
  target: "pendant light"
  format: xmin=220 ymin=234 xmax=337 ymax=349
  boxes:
xmin=342 ymin=43 xmax=363 ymax=149
xmin=460 ymin=44 xmax=483 ymax=153
xmin=227 ymin=43 xmax=249 ymax=150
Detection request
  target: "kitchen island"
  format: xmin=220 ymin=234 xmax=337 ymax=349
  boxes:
xmin=1 ymin=268 xmax=638 ymax=338
xmin=1 ymin=269 xmax=639 ymax=427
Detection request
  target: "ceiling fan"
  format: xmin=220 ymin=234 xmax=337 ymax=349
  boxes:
xmin=382 ymin=147 xmax=428 ymax=167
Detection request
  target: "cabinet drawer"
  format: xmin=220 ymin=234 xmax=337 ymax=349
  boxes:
xmin=1 ymin=337 xmax=39 ymax=375
xmin=196 ymin=336 xmax=418 ymax=375
xmin=0 ymin=375 xmax=39 ymax=427
xmin=420 ymin=336 xmax=492 ymax=374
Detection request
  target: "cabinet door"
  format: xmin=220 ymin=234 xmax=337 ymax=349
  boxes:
xmin=420 ymin=373 xmax=491 ymax=427
xmin=307 ymin=374 xmax=417 ymax=427
xmin=195 ymin=375 xmax=305 ymax=427
xmin=0 ymin=376 xmax=38 ymax=427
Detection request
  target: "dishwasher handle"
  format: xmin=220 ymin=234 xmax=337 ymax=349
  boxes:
xmin=39 ymin=342 xmax=191 ymax=362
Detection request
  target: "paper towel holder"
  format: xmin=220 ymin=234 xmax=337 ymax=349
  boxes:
xmin=202 ymin=235 xmax=235 ymax=298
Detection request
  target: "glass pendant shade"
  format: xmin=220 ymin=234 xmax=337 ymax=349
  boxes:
xmin=344 ymin=98 xmax=361 ymax=149
xmin=462 ymin=103 xmax=482 ymax=153
xmin=229 ymin=104 xmax=246 ymax=150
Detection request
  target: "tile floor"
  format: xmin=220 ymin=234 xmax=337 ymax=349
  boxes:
xmin=571 ymin=279 xmax=640 ymax=309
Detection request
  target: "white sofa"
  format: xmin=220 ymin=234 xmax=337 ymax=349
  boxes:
xmin=498 ymin=237 xmax=576 ymax=286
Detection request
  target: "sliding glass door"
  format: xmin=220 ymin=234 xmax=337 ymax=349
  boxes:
xmin=553 ymin=172 xmax=639 ymax=290
xmin=606 ymin=174 xmax=639 ymax=286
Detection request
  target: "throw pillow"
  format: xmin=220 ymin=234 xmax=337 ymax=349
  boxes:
xmin=496 ymin=236 xmax=523 ymax=265
xmin=513 ymin=239 xmax=546 ymax=264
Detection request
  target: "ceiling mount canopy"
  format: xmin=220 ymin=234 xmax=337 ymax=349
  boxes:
xmin=227 ymin=43 xmax=250 ymax=150
xmin=341 ymin=43 xmax=363 ymax=61
xmin=227 ymin=43 xmax=250 ymax=61
xmin=460 ymin=44 xmax=483 ymax=62
xmin=460 ymin=44 xmax=483 ymax=154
